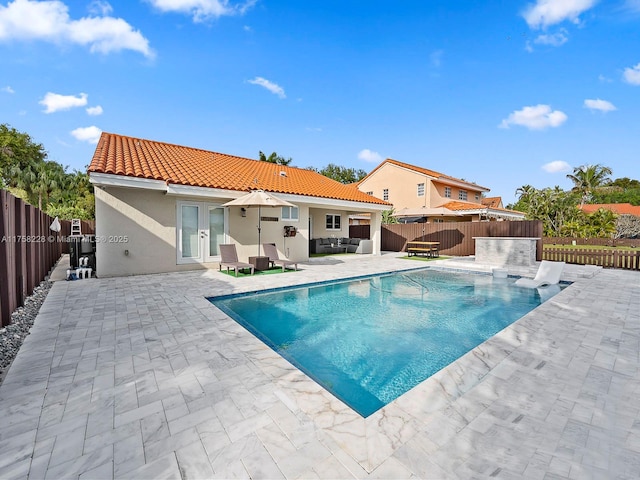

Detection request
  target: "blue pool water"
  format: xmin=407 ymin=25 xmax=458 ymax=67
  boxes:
xmin=210 ymin=268 xmax=565 ymax=417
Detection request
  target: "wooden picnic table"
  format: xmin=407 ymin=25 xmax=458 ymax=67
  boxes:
xmin=406 ymin=241 xmax=440 ymax=258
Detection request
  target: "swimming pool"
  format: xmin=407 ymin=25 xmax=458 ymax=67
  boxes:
xmin=210 ymin=268 xmax=565 ymax=417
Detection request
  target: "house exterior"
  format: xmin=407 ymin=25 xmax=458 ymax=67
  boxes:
xmin=88 ymin=133 xmax=390 ymax=277
xmin=356 ymin=158 xmax=525 ymax=222
xmin=579 ymin=203 xmax=640 ymax=217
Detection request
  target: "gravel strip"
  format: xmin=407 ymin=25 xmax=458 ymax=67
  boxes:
xmin=0 ymin=280 xmax=53 ymax=385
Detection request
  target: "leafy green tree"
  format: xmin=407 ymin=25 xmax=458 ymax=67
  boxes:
xmin=258 ymin=151 xmax=292 ymax=166
xmin=615 ymin=215 xmax=640 ymax=239
xmin=566 ymin=164 xmax=612 ymax=207
xmin=509 ymin=184 xmax=537 ymax=211
xmin=1 ymin=124 xmax=95 ymax=218
xmin=381 ymin=209 xmax=399 ymax=224
xmin=311 ymin=163 xmax=367 ymax=184
xmin=574 ymin=174 xmax=640 ymax=206
xmin=1 ymin=124 xmax=48 ymax=187
xmin=607 ymin=177 xmax=640 ymax=189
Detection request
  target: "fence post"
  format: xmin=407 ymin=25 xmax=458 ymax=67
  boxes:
xmin=1 ymin=191 xmax=12 ymax=327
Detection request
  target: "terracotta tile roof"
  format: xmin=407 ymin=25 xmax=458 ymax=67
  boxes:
xmin=88 ymin=133 xmax=390 ymax=206
xmin=579 ymin=203 xmax=640 ymax=216
xmin=441 ymin=200 xmax=485 ymax=211
xmin=361 ymin=158 xmax=490 ymax=192
xmin=441 ymin=200 xmax=525 ymax=216
xmin=481 ymin=196 xmax=502 ymax=208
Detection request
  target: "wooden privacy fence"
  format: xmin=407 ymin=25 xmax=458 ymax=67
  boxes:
xmin=349 ymin=224 xmax=370 ymax=240
xmin=545 ymin=237 xmax=640 ymax=248
xmin=381 ymin=221 xmax=544 ymax=258
xmin=543 ymin=247 xmax=640 ymax=271
xmin=0 ymin=190 xmax=94 ymax=327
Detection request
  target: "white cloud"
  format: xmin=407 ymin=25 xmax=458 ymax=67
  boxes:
xmin=247 ymin=77 xmax=286 ymax=99
xmin=357 ymin=149 xmax=382 ymax=163
xmin=70 ymin=126 xmax=102 ymax=143
xmin=39 ymin=92 xmax=88 ymax=113
xmin=598 ymin=74 xmax=613 ymax=83
xmin=2 ymin=85 xmax=14 ymax=93
xmin=0 ymin=0 xmax=153 ymax=58
xmin=499 ymin=104 xmax=568 ymax=130
xmin=523 ymin=0 xmax=597 ymax=29
xmin=542 ymin=160 xmax=571 ymax=173
xmin=584 ymin=98 xmax=616 ymax=112
xmin=88 ymin=0 xmax=113 ymax=16
xmin=534 ymin=30 xmax=568 ymax=46
xmin=623 ymin=63 xmax=640 ymax=85
xmin=145 ymin=0 xmax=257 ymax=22
xmin=86 ymin=105 xmax=103 ymax=116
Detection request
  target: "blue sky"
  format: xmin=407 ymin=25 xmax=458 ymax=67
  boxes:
xmin=1 ymin=0 xmax=639 ymax=205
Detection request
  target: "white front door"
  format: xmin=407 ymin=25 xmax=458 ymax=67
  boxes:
xmin=177 ymin=201 xmax=227 ymax=264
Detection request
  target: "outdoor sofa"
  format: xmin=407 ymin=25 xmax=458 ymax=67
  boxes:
xmin=309 ymin=237 xmax=372 ymax=254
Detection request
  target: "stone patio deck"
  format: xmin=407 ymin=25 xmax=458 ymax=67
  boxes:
xmin=0 ymin=253 xmax=638 ymax=479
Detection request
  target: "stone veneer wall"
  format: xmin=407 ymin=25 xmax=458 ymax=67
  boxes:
xmin=473 ymin=237 xmax=539 ymax=266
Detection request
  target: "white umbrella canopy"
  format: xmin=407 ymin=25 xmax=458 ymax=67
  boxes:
xmin=222 ymin=190 xmax=295 ymax=256
xmin=392 ymin=207 xmax=460 ymax=217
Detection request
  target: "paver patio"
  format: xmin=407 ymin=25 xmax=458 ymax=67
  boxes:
xmin=0 ymin=253 xmax=638 ymax=479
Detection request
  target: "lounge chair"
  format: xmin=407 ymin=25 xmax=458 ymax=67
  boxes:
xmin=219 ymin=244 xmax=254 ymax=276
xmin=262 ymin=243 xmax=298 ymax=272
xmin=515 ymin=260 xmax=565 ymax=288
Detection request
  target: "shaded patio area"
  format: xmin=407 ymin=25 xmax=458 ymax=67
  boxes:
xmin=0 ymin=254 xmax=638 ymax=479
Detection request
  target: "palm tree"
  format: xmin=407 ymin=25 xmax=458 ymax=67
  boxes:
xmin=566 ymin=164 xmax=612 ymax=207
xmin=258 ymin=151 xmax=292 ymax=166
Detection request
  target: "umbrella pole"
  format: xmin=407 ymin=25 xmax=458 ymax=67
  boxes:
xmin=257 ymin=206 xmax=261 ymax=256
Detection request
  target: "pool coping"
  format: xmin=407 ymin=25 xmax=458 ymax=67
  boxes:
xmin=1 ymin=254 xmax=638 ymax=479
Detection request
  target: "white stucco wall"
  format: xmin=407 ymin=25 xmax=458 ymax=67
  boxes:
xmin=95 ymin=186 xmax=312 ymax=277
xmin=94 ymin=186 xmax=213 ymax=277
xmin=225 ymin=204 xmax=308 ymax=262
xmin=94 ymin=183 xmax=385 ymax=277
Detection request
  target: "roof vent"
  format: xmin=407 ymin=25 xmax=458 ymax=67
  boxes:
xmin=279 ymin=171 xmax=287 ymax=177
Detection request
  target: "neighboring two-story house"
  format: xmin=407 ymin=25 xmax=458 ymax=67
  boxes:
xmin=356 ymin=158 xmax=525 ymax=222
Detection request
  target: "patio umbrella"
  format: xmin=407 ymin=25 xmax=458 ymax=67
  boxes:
xmin=392 ymin=207 xmax=459 ymax=218
xmin=222 ymin=190 xmax=295 ymax=256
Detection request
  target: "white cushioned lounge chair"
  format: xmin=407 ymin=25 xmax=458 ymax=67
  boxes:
xmin=515 ymin=260 xmax=565 ymax=288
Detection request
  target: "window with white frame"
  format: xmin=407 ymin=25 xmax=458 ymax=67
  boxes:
xmin=459 ymin=190 xmax=468 ymax=201
xmin=383 ymin=188 xmax=389 ymax=201
xmin=444 ymin=186 xmax=451 ymax=198
xmin=281 ymin=205 xmax=299 ymax=221
xmin=475 ymin=193 xmax=480 ymax=201
xmin=326 ymin=214 xmax=341 ymax=230
xmin=417 ymin=183 xmax=425 ymax=197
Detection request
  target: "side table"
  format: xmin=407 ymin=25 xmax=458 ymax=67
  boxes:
xmin=249 ymin=256 xmax=270 ymax=271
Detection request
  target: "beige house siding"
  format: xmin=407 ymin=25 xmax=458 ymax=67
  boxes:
xmin=94 ymin=183 xmax=384 ymax=277
xmin=358 ymin=162 xmax=487 ymax=211
xmin=358 ymin=163 xmax=432 ymax=210
xmin=94 ymin=186 xmax=207 ymax=277
xmin=226 ymin=203 xmax=309 ymax=262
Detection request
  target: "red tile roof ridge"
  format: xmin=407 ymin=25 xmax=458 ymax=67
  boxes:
xmin=362 ymin=158 xmax=490 ymax=191
xmin=89 ymin=132 xmax=390 ymax=206
xmin=579 ymin=203 xmax=640 ymax=216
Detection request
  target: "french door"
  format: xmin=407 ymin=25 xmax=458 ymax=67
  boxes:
xmin=177 ymin=201 xmax=227 ymax=264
